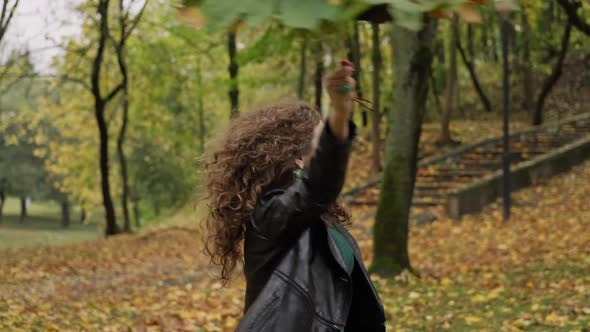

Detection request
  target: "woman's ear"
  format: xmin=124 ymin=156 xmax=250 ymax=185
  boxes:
xmin=295 ymin=158 xmax=304 ymax=169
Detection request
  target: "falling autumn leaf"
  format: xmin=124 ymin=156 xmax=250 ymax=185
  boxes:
xmin=177 ymin=6 xmax=206 ymax=27
xmin=455 ymin=3 xmax=482 ymax=24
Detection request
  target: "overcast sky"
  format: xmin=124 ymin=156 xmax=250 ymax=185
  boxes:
xmin=2 ymin=0 xmax=83 ymax=73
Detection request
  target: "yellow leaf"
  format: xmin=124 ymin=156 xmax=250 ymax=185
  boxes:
xmin=224 ymin=316 xmax=238 ymax=329
xmin=471 ymin=294 xmax=487 ymax=303
xmin=455 ymin=4 xmax=482 ymax=24
xmin=177 ymin=7 xmax=205 ymax=27
xmin=544 ymin=312 xmax=564 ymax=325
xmin=464 ymin=315 xmax=481 ymax=324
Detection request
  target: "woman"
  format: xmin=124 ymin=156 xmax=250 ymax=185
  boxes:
xmin=203 ymin=60 xmax=385 ymax=331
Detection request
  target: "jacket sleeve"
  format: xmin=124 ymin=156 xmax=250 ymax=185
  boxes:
xmin=251 ymin=119 xmax=357 ymax=240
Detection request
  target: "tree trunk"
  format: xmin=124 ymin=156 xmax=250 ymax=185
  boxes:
xmin=430 ymin=69 xmax=443 ymax=116
xmin=115 ymin=26 xmax=131 ymax=233
xmin=116 ymin=98 xmax=131 ymax=233
xmin=0 ymin=189 xmax=5 ymax=223
xmin=228 ymin=31 xmax=239 ymax=118
xmin=154 ymin=200 xmax=161 ymax=216
xmin=510 ymin=14 xmax=518 ymax=57
xmin=297 ymin=36 xmax=307 ymax=99
xmin=92 ymin=0 xmax=120 ymax=236
xmin=313 ymin=41 xmax=324 ymax=113
xmin=351 ymin=23 xmax=368 ymax=127
xmin=548 ymin=0 xmax=555 ymax=25
xmin=19 ymin=196 xmax=26 ymax=223
xmin=95 ymin=99 xmax=119 ymax=235
xmin=457 ymin=35 xmax=492 ymax=113
xmin=481 ymin=13 xmax=488 ymax=59
xmin=197 ymin=58 xmax=206 ymax=154
xmin=61 ymin=198 xmax=70 ymax=228
xmin=533 ymin=22 xmax=572 ymax=126
xmin=133 ymin=198 xmax=140 ymax=228
xmin=490 ymin=14 xmax=499 ymax=62
xmin=371 ymin=22 xmax=382 ymax=172
xmin=521 ymin=11 xmax=534 ymax=113
xmin=440 ymin=15 xmax=459 ymax=145
xmin=467 ymin=24 xmax=474 ymax=58
xmin=371 ymin=18 xmax=435 ymax=276
xmin=80 ymin=206 xmax=86 ymax=224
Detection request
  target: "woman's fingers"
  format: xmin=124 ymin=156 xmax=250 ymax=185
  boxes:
xmin=340 ymin=59 xmax=354 ymax=67
xmin=325 ymin=76 xmax=356 ymax=93
xmin=329 ymin=66 xmax=354 ymax=80
xmin=323 ymin=59 xmax=356 ymax=115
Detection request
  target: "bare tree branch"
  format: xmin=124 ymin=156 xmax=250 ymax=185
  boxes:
xmin=456 ymin=36 xmax=492 ymax=113
xmin=123 ymin=0 xmax=147 ymax=41
xmin=105 ymin=82 xmax=124 ymax=103
xmin=0 ymin=0 xmax=19 ymax=43
xmin=58 ymin=75 xmax=92 ymax=92
xmin=0 ymin=72 xmax=34 ymax=95
xmin=556 ymin=0 xmax=590 ymax=37
xmin=533 ymin=21 xmax=572 ymax=125
xmin=0 ymin=1 xmax=9 ymax=30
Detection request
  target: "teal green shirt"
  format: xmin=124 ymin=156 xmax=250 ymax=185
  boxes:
xmin=328 ymin=227 xmax=355 ymax=274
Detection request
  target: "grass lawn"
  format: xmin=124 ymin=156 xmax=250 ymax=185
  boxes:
xmin=0 ymin=197 xmax=101 ymax=248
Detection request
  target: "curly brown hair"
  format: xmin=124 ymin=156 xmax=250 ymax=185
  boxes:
xmin=201 ymin=101 xmax=351 ymax=284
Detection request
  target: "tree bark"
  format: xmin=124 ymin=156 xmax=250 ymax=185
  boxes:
xmin=61 ymin=198 xmax=70 ymax=228
xmin=533 ymin=22 xmax=572 ymax=126
xmin=228 ymin=32 xmax=239 ymax=118
xmin=197 ymin=58 xmax=205 ymax=154
xmin=92 ymin=0 xmax=121 ymax=236
xmin=115 ymin=8 xmax=131 ymax=233
xmin=351 ymin=23 xmax=368 ymax=127
xmin=113 ymin=0 xmax=146 ymax=233
xmin=313 ymin=41 xmax=324 ymax=113
xmin=116 ymin=93 xmax=131 ymax=232
xmin=371 ymin=18 xmax=435 ymax=276
xmin=154 ymin=200 xmax=160 ymax=216
xmin=481 ymin=12 xmax=488 ymax=59
xmin=370 ymin=22 xmax=382 ymax=172
xmin=490 ymin=13 xmax=499 ymax=62
xmin=430 ymin=69 xmax=443 ymax=116
xmin=521 ymin=11 xmax=534 ymax=113
xmin=19 ymin=196 xmax=26 ymax=223
xmin=297 ymin=36 xmax=307 ymax=99
xmin=457 ymin=35 xmax=492 ymax=113
xmin=80 ymin=206 xmax=86 ymax=224
xmin=439 ymin=15 xmax=459 ymax=145
xmin=133 ymin=198 xmax=140 ymax=228
xmin=467 ymin=24 xmax=474 ymax=58
xmin=548 ymin=0 xmax=555 ymax=25
xmin=0 ymin=189 xmax=5 ymax=223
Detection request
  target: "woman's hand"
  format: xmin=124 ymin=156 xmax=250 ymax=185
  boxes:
xmin=324 ymin=60 xmax=356 ymax=116
xmin=324 ymin=60 xmax=356 ymax=142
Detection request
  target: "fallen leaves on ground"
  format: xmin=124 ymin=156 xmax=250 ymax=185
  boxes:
xmin=1 ymin=161 xmax=590 ymax=331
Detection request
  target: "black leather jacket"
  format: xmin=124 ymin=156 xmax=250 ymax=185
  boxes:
xmin=237 ymin=119 xmax=386 ymax=332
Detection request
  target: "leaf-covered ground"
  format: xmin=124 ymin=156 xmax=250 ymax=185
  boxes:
xmin=1 ymin=162 xmax=590 ymax=331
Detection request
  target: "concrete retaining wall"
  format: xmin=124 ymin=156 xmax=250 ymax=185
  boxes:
xmin=420 ymin=112 xmax=590 ymax=167
xmin=446 ymin=135 xmax=590 ymax=219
